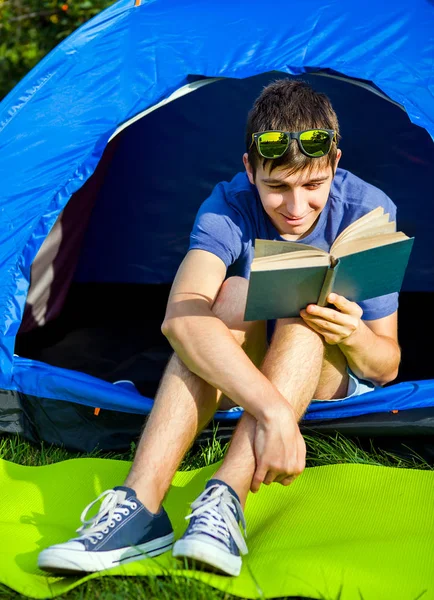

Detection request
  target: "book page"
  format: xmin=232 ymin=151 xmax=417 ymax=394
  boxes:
xmin=330 ymin=207 xmax=390 ymax=252
xmin=332 ymin=221 xmax=396 ymax=251
xmin=251 ymin=253 xmax=330 ymax=271
xmin=253 ymin=239 xmax=328 ymax=259
xmin=332 ymin=232 xmax=409 ymax=258
xmin=253 ymin=249 xmax=329 ymax=264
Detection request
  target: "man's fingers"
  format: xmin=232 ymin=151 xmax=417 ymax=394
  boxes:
xmin=251 ymin=466 xmax=268 ymax=493
xmin=274 ymin=472 xmax=291 ymax=484
xmin=280 ymin=475 xmax=297 ymax=486
xmin=274 ymin=467 xmax=302 ymax=485
xmin=328 ymin=293 xmax=363 ymax=318
xmin=252 ymin=466 xmax=286 ymax=491
xmin=253 ymin=470 xmax=297 ymax=490
xmin=263 ymin=470 xmax=278 ymax=485
xmin=275 ymin=441 xmax=306 ymax=486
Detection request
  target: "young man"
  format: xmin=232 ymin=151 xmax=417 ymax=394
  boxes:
xmin=38 ymin=79 xmax=401 ymax=577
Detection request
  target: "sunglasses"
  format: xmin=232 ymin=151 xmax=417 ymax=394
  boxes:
xmin=250 ymin=129 xmax=337 ymax=159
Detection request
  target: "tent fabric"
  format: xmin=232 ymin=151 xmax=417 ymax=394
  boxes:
xmin=10 ymin=355 xmax=434 ymax=421
xmin=1 ymin=457 xmax=434 ymax=599
xmin=0 ymin=0 xmax=433 ymax=431
xmin=0 ymin=0 xmax=433 ymax=386
xmin=4 ymin=391 xmax=434 ymax=456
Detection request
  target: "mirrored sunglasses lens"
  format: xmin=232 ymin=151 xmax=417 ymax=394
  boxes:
xmin=257 ymin=132 xmax=289 ymax=158
xmin=299 ymin=130 xmax=331 ymax=157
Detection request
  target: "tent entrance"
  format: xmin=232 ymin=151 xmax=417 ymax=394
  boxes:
xmin=16 ymin=281 xmax=173 ymax=399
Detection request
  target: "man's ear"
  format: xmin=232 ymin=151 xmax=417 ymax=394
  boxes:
xmin=334 ymin=148 xmax=342 ymax=170
xmin=243 ymin=153 xmax=255 ymax=185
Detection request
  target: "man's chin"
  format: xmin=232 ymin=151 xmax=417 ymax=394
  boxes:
xmin=279 ymin=221 xmax=317 ymax=239
xmin=282 ymin=219 xmax=310 ymax=232
xmin=288 ymin=215 xmax=321 ymax=237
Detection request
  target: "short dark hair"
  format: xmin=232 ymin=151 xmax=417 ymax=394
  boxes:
xmin=245 ymin=78 xmax=341 ymax=178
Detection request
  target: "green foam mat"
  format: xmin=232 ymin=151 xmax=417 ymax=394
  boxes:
xmin=1 ymin=457 xmax=433 ymax=599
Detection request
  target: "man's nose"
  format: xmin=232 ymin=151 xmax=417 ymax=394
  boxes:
xmin=285 ymin=189 xmax=306 ymax=217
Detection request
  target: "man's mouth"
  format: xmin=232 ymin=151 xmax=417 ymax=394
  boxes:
xmin=280 ymin=213 xmax=309 ymax=224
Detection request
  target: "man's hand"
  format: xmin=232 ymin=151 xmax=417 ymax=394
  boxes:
xmin=299 ymin=293 xmax=363 ymax=345
xmin=251 ymin=401 xmax=306 ymax=493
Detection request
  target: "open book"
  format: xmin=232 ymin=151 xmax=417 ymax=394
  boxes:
xmin=244 ymin=207 xmax=414 ymax=321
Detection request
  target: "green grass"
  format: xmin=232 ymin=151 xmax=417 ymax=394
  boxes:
xmin=0 ymin=429 xmax=431 ymax=600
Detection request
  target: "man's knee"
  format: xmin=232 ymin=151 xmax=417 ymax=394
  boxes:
xmin=270 ymin=316 xmax=323 ymax=349
xmin=211 ymin=276 xmax=249 ymax=328
xmin=212 ymin=276 xmax=267 ymax=362
xmin=314 ymin=344 xmax=349 ymax=399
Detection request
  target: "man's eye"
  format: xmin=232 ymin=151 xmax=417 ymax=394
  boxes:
xmin=268 ymin=184 xmax=286 ymax=190
xmin=305 ymin=184 xmax=320 ymax=190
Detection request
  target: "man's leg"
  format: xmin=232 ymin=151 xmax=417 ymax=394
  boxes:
xmin=171 ymin=277 xmax=349 ymax=576
xmin=212 ymin=284 xmax=350 ymax=508
xmin=129 ymin=276 xmax=348 ymax=512
xmin=38 ymin=276 xmax=261 ymax=574
xmin=38 ymin=275 xmax=349 ymax=575
xmin=124 ymin=276 xmax=266 ymax=513
xmin=214 ymin=316 xmax=326 ymax=507
xmin=126 ymin=277 xmax=349 ymax=513
xmin=124 ymin=355 xmax=219 ymax=512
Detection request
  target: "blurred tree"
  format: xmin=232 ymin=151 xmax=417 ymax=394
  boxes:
xmin=0 ymin=0 xmax=115 ymax=100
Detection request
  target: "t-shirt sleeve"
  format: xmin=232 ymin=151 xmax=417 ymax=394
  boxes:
xmin=189 ymin=183 xmax=245 ymax=268
xmin=359 ymin=292 xmax=399 ymax=321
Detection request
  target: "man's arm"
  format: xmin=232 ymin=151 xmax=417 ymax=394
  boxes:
xmin=162 ymin=249 xmax=290 ymax=419
xmin=162 ymin=249 xmax=310 ymax=490
xmin=338 ymin=310 xmax=400 ymax=386
xmin=300 ymin=293 xmax=400 ymax=386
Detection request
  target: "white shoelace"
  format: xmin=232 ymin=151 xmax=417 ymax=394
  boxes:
xmin=75 ymin=489 xmax=137 ymax=544
xmin=185 ymin=484 xmax=248 ymax=555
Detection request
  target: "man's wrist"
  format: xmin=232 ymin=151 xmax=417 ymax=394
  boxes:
xmin=338 ymin=318 xmax=365 ymax=349
xmin=260 ymin=395 xmax=297 ymax=424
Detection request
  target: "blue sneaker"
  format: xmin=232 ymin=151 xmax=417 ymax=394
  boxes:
xmin=38 ymin=486 xmax=174 ymax=574
xmin=172 ymin=479 xmax=248 ymax=576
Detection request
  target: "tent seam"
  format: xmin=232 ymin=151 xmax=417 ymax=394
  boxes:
xmin=0 ymin=71 xmax=57 ymax=135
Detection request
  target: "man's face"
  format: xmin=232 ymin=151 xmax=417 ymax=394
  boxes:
xmin=244 ymin=151 xmax=341 ymax=240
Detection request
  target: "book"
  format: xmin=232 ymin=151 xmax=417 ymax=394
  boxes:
xmin=244 ymin=207 xmax=414 ymax=321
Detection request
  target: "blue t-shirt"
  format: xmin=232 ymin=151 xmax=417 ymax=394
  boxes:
xmin=189 ymin=168 xmax=398 ymax=321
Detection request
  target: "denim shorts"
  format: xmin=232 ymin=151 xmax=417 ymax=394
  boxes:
xmin=311 ymin=367 xmax=377 ymax=403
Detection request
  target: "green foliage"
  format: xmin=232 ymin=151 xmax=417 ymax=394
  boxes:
xmin=0 ymin=0 xmax=116 ymax=100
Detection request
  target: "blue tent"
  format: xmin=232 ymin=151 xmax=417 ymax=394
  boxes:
xmin=1 ymin=0 xmax=433 ymax=452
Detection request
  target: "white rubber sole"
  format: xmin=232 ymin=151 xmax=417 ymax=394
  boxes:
xmin=38 ymin=532 xmax=174 ymax=574
xmin=172 ymin=538 xmax=242 ymax=576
